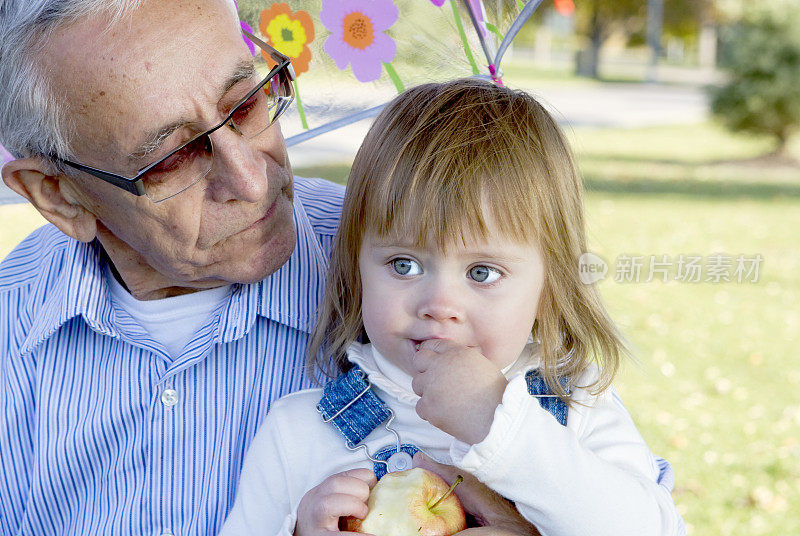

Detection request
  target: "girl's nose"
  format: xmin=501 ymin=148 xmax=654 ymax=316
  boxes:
xmin=416 ymin=283 xmax=464 ymax=323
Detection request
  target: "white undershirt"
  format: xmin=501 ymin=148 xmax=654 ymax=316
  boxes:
xmin=104 ymin=264 xmax=232 ymax=358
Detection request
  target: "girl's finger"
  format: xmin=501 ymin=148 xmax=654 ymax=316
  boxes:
xmin=417 ymin=338 xmax=457 ymax=354
xmin=336 ymin=468 xmax=378 ymax=488
xmin=314 ymin=493 xmax=370 ymax=528
xmin=318 ymin=474 xmax=374 ymax=502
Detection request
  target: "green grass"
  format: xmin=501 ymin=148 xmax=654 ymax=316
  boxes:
xmin=570 ymin=123 xmax=800 ymax=198
xmin=587 ymin=194 xmax=799 ymax=535
xmin=2 ymin=122 xmax=798 ymax=535
xmin=0 ymin=204 xmax=47 ymax=259
xmin=569 ymin=123 xmax=800 ymax=535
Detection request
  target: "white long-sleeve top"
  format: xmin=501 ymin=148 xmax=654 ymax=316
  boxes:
xmin=220 ymin=342 xmax=684 ymax=536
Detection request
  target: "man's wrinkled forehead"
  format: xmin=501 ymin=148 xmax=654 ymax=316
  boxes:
xmin=41 ymin=0 xmax=246 ymax=165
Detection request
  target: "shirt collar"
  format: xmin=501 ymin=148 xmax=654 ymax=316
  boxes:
xmin=217 ymin=192 xmax=330 ymax=341
xmin=346 ymin=341 xmax=543 ymax=406
xmin=20 ymin=237 xmax=117 ymax=357
xmin=19 ymin=193 xmax=330 ymax=356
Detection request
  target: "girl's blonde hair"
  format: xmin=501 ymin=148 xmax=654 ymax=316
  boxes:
xmin=309 ymin=78 xmax=628 ymax=401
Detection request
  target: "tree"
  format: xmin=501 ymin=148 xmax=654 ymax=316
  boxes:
xmin=711 ymin=12 xmax=800 ymax=155
xmin=573 ymin=0 xmax=713 ymax=79
xmin=573 ymin=0 xmax=642 ymax=78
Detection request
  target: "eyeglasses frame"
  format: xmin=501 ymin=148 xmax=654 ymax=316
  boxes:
xmin=51 ymin=30 xmax=295 ymax=199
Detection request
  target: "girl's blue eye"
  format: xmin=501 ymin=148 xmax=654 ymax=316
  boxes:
xmin=392 ymin=258 xmax=421 ymax=276
xmin=469 ymin=265 xmax=501 ymax=283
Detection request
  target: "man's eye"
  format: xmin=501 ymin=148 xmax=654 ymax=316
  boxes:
xmin=392 ymin=258 xmax=422 ymax=276
xmin=147 ymin=136 xmax=208 ymax=175
xmin=231 ymin=92 xmax=259 ymax=124
xmin=468 ymin=265 xmax=501 ymax=283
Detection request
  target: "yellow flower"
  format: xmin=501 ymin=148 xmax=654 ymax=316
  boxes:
xmin=260 ymin=3 xmax=315 ymax=75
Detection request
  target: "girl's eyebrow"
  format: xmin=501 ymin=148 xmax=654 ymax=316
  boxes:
xmin=463 ymin=252 xmax=527 ymax=263
xmin=369 ymin=238 xmax=418 ymax=249
xmin=370 ymin=240 xmax=528 ymax=264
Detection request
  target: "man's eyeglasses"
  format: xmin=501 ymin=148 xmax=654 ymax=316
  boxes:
xmin=53 ymin=31 xmax=295 ymax=203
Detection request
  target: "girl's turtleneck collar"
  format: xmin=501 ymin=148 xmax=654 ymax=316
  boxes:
xmin=345 ymin=341 xmax=542 ymax=406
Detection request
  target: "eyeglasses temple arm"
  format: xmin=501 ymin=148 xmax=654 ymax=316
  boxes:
xmin=241 ymin=30 xmax=296 ymax=82
xmin=62 ymin=160 xmax=147 ymax=196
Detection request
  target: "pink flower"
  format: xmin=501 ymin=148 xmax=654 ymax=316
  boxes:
xmin=320 ymin=0 xmax=399 ymax=82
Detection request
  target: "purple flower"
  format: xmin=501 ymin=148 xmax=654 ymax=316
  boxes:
xmin=467 ymin=0 xmax=488 ymax=38
xmin=233 ymin=0 xmax=256 ymax=55
xmin=320 ymin=0 xmax=398 ymax=82
xmin=240 ymin=20 xmax=257 ymax=56
xmin=429 ymin=0 xmax=487 ymax=38
xmin=0 ymin=144 xmax=13 ymax=166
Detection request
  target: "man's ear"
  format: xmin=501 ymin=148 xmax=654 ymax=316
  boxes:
xmin=2 ymin=158 xmax=98 ymax=242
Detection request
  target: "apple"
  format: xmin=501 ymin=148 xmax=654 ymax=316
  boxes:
xmin=341 ymin=467 xmax=467 ymax=536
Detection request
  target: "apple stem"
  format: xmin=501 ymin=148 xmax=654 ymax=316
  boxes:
xmin=429 ymin=475 xmax=463 ymax=510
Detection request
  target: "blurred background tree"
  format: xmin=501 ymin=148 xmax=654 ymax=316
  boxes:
xmin=711 ymin=8 xmax=800 ymax=157
xmin=573 ymin=0 xmax=643 ymax=78
xmin=572 ymin=0 xmax=714 ymax=79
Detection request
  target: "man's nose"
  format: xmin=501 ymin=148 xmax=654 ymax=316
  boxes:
xmin=205 ymin=126 xmax=270 ymax=204
xmin=416 ymin=279 xmax=464 ymax=323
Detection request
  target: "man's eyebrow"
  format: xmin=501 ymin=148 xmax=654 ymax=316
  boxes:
xmin=128 ymin=59 xmax=257 ymax=162
xmin=221 ymin=59 xmax=256 ymax=96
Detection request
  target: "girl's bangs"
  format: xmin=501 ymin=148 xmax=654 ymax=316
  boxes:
xmin=361 ymin=134 xmax=541 ymax=251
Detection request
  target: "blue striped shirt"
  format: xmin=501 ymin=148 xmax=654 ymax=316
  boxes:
xmin=0 ymin=177 xmax=345 ymax=536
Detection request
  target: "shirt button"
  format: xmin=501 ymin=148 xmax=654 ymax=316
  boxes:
xmin=160 ymin=389 xmax=179 ymax=407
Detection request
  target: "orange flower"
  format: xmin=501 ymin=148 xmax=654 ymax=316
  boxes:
xmin=259 ymin=3 xmax=315 ymax=76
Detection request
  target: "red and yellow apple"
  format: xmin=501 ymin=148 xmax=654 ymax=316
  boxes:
xmin=342 ymin=467 xmax=467 ymax=536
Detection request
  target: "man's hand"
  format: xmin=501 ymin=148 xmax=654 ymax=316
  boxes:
xmin=411 ymin=339 xmax=508 ymax=445
xmin=413 ymin=453 xmax=540 ymax=536
xmin=294 ymin=469 xmax=377 ymax=536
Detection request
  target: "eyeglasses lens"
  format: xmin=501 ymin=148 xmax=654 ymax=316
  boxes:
xmin=142 ymin=66 xmax=293 ymax=203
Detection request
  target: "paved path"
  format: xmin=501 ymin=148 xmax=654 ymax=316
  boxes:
xmin=287 ymin=81 xmax=708 ymax=168
xmin=1 ymin=81 xmax=708 ymax=205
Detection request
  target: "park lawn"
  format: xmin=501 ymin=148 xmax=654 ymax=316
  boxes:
xmin=1 ymin=122 xmax=798 ymax=535
xmin=586 ymin=194 xmax=799 ymax=536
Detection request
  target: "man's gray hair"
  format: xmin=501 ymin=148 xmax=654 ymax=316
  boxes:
xmin=0 ymin=0 xmax=238 ymax=163
xmin=0 ymin=0 xmax=148 ymax=161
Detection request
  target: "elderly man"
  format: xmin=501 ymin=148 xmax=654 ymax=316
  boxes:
xmin=0 ymin=0 xmax=344 ymax=533
xmin=0 ymin=1 xmax=543 ymax=535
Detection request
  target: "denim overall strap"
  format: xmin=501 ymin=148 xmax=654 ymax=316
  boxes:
xmin=525 ymin=369 xmax=570 ymax=426
xmin=317 ymin=365 xmax=392 ymax=448
xmin=317 ymin=366 xmax=421 ymax=478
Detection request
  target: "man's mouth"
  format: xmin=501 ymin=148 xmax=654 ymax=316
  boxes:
xmin=239 ymin=196 xmax=279 ymax=234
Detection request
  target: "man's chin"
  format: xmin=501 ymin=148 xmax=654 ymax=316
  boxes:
xmin=227 ymin=231 xmax=296 ymax=284
xmin=212 ymin=196 xmax=297 ymax=284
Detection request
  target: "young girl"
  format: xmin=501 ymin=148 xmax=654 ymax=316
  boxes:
xmin=220 ymin=78 xmax=685 ymax=536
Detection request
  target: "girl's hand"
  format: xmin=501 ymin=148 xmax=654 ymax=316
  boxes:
xmin=411 ymin=339 xmax=508 ymax=445
xmin=294 ymin=468 xmax=377 ymax=536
